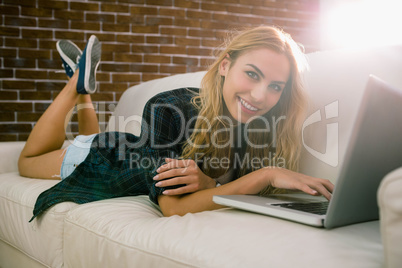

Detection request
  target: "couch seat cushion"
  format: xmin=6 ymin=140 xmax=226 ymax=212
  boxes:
xmin=64 ymin=195 xmax=383 ymax=268
xmin=0 ymin=173 xmax=78 ymax=268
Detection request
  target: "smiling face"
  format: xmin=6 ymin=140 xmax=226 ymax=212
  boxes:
xmin=219 ymin=48 xmax=291 ymax=123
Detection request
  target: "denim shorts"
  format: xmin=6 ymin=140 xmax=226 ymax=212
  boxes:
xmin=60 ymin=134 xmax=97 ymax=180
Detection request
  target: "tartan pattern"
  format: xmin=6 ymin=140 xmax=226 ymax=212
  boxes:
xmin=30 ymin=88 xmax=200 ymax=221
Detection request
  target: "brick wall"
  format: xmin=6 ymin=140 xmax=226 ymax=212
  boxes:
xmin=0 ymin=0 xmax=320 ymax=141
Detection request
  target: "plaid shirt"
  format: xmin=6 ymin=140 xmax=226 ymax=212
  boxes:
xmin=30 ymin=88 xmax=200 ymax=221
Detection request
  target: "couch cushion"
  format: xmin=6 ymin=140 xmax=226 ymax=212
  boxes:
xmin=0 ymin=142 xmax=25 ymax=174
xmin=378 ymin=167 xmax=402 ymax=267
xmin=107 ymin=71 xmax=206 ymax=136
xmin=0 ymin=173 xmax=78 ymax=268
xmin=64 ymin=196 xmax=383 ymax=268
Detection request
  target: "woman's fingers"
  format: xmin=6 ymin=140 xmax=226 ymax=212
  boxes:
xmin=153 ymin=158 xmax=215 ymax=195
xmin=310 ymin=185 xmax=332 ymax=200
xmin=298 ymin=183 xmax=318 ymax=196
xmin=157 ymin=158 xmax=195 ymax=172
xmin=155 ymin=175 xmax=195 ymax=188
xmin=312 ymin=178 xmax=334 ymax=200
xmin=154 ymin=159 xmax=196 ymax=180
xmin=301 ymin=179 xmax=333 ymax=200
xmin=271 ymin=168 xmax=334 ymax=201
xmin=162 ymin=184 xmax=198 ymax=195
xmin=153 ymin=167 xmax=188 ymax=181
xmin=323 ymin=179 xmax=335 ymax=193
xmin=295 ymin=184 xmax=331 ymax=201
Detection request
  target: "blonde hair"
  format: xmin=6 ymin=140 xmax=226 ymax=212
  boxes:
xmin=181 ymin=26 xmax=308 ymax=195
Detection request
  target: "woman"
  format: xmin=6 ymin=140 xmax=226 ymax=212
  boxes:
xmin=19 ymin=27 xmax=333 ymax=221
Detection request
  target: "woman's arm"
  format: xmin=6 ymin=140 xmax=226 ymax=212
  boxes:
xmin=154 ymin=158 xmax=217 ymax=195
xmin=158 ymin=167 xmax=334 ymax=217
xmin=139 ymin=89 xmax=211 ymax=201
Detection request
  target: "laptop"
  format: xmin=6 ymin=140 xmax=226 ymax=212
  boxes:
xmin=213 ymin=75 xmax=402 ymax=229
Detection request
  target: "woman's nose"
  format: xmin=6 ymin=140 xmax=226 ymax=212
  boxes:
xmin=250 ymin=84 xmax=267 ymax=103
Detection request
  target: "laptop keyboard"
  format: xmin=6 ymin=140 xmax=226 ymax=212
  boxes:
xmin=272 ymin=202 xmax=329 ymax=215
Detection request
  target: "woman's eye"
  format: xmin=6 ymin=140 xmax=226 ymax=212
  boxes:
xmin=269 ymin=84 xmax=282 ymax=92
xmin=246 ymin=71 xmax=259 ymax=80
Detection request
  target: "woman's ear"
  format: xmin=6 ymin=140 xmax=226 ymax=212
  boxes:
xmin=219 ymin=54 xmax=231 ymax=76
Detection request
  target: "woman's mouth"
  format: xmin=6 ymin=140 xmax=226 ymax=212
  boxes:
xmin=238 ymin=97 xmax=259 ymax=114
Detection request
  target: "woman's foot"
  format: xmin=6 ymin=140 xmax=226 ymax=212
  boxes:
xmin=76 ymin=35 xmax=101 ymax=94
xmin=56 ymin=40 xmax=82 ymax=78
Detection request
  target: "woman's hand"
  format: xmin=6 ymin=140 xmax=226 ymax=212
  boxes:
xmin=153 ymin=158 xmax=217 ymax=195
xmin=267 ymin=167 xmax=334 ymax=200
xmin=156 ymin=166 xmax=334 ymax=217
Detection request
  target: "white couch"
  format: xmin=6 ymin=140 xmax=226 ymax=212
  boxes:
xmin=1 ymin=46 xmax=402 ymax=268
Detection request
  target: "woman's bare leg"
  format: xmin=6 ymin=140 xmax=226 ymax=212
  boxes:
xmin=19 ymin=34 xmax=101 ymax=179
xmin=77 ymin=94 xmax=100 ymax=135
xmin=19 ymin=72 xmax=81 ymax=179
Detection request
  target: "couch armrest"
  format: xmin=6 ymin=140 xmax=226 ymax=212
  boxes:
xmin=378 ymin=167 xmax=402 ymax=268
xmin=0 ymin=141 xmax=71 ymax=174
xmin=0 ymin=142 xmax=26 ymax=174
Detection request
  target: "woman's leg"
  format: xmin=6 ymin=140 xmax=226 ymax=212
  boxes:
xmin=77 ymin=94 xmax=100 ymax=135
xmin=19 ymin=35 xmax=101 ymax=179
xmin=19 ymin=72 xmax=81 ymax=179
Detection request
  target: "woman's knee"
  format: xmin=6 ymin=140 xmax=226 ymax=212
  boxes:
xmin=18 ymin=154 xmax=30 ymax=177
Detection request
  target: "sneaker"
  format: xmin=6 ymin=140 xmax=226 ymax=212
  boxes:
xmin=56 ymin=40 xmax=82 ymax=78
xmin=76 ymin=35 xmax=101 ymax=94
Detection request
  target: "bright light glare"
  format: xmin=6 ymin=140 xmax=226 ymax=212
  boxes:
xmin=323 ymin=0 xmax=402 ymax=49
